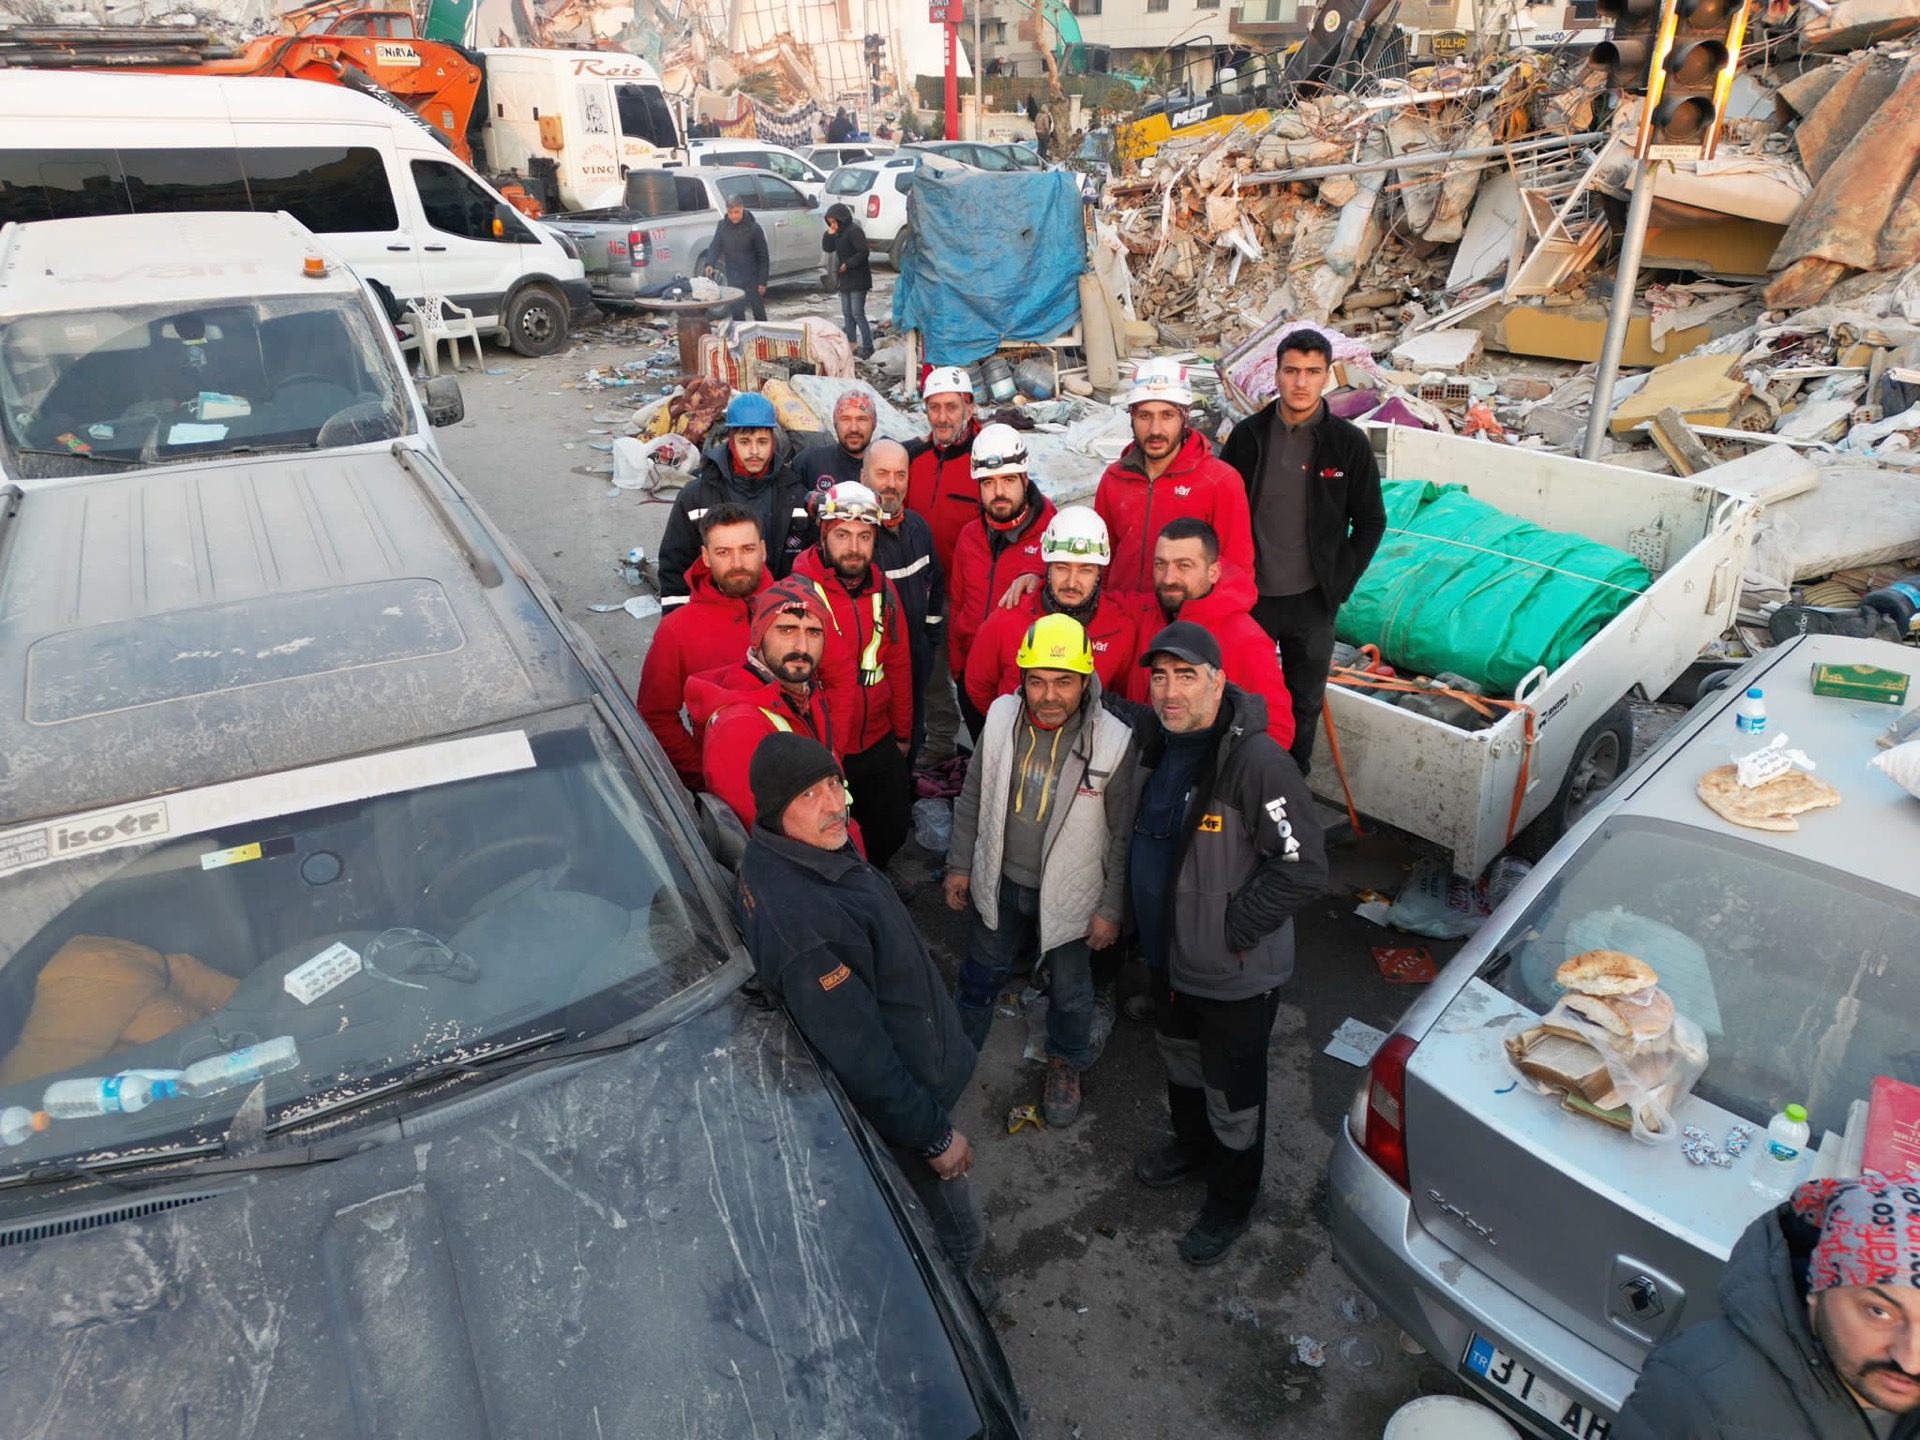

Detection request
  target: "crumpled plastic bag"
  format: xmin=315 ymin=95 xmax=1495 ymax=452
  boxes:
xmin=1384 ymin=856 xmax=1488 ymax=939
xmin=911 ymin=797 xmax=953 ymax=853
xmin=1505 ymin=991 xmax=1709 ymax=1144
xmin=612 ymin=433 xmax=700 ymax=491
xmin=1873 ymin=738 xmax=1920 ymax=799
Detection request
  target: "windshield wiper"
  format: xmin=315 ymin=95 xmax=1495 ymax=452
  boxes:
xmin=11 ymin=446 xmax=141 ymax=467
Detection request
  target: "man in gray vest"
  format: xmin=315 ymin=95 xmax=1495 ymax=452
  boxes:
xmin=943 ymin=614 xmax=1139 ymax=1128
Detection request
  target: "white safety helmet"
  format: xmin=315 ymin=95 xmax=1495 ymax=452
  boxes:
xmin=1040 ymin=506 xmax=1111 ymax=566
xmin=923 ymin=365 xmax=974 ymax=401
xmin=970 ymin=422 xmax=1029 ymax=479
xmin=817 ymin=480 xmax=883 ymax=529
xmin=1126 ymin=357 xmax=1195 ymax=410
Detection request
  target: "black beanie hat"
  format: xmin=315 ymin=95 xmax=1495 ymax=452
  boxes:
xmin=749 ymin=732 xmax=843 ymax=830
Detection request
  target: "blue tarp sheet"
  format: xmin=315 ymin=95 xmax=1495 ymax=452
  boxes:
xmin=891 ymin=169 xmax=1085 ymax=365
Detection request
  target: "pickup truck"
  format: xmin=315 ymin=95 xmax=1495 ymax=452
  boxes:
xmin=546 ymin=166 xmax=826 ymax=306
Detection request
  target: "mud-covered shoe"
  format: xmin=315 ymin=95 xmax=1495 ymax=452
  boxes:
xmin=1178 ymin=1213 xmax=1251 ymax=1266
xmin=1041 ymin=1056 xmax=1082 ymax=1127
xmin=1133 ymin=1140 xmax=1206 ymax=1189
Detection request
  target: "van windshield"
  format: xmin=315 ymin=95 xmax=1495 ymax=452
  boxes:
xmin=0 ymin=293 xmax=410 ymax=478
xmin=0 ymin=708 xmax=733 ymax=1182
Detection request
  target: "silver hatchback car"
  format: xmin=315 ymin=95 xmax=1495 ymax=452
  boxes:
xmin=1330 ymin=632 xmax=1920 ymax=1439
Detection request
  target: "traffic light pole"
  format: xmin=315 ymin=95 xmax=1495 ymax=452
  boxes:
xmin=1581 ymin=154 xmax=1656 ymax=461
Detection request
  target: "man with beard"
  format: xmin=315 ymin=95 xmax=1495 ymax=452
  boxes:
xmin=1095 ymin=359 xmax=1254 ymax=595
xmin=864 ymin=438 xmax=946 ymax=762
xmin=1123 ymin=518 xmax=1293 ymax=751
xmin=658 ymin=392 xmax=811 ymax=604
xmin=945 ymin=615 xmax=1138 ymax=1128
xmin=795 ymin=390 xmax=878 ymax=491
xmin=792 ymin=481 xmax=915 ymax=869
xmin=636 ymin=504 xmax=772 ymax=790
xmin=1618 ymin=1173 xmax=1920 ymax=1439
xmin=906 ymin=366 xmax=981 ymax=762
xmin=964 ymin=506 xmax=1137 ymax=714
xmin=1219 ymin=327 xmax=1385 ymax=774
xmin=684 ymin=579 xmax=843 ymax=834
xmin=947 ymin=424 xmax=1056 ymax=743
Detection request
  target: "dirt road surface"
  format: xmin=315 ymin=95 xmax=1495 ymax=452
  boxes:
xmin=437 ymin=292 xmax=1498 ymax=1439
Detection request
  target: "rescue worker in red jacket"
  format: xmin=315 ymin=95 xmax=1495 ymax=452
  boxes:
xmin=685 ymin=579 xmax=843 ymax=835
xmin=948 ymin=423 xmax=1057 ymax=741
xmin=1122 ymin=517 xmax=1295 ymax=751
xmin=635 ymin=503 xmax=772 ymax=790
xmin=791 ymin=481 xmax=915 ymax=869
xmin=965 ymin=505 xmax=1138 ymax=715
xmin=1095 ymin=359 xmax=1255 ymax=594
xmin=906 ymin=365 xmax=982 ymax=765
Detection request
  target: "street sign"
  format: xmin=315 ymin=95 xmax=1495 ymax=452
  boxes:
xmin=1431 ymin=29 xmax=1470 ymax=54
xmin=929 ymin=0 xmax=963 ymax=21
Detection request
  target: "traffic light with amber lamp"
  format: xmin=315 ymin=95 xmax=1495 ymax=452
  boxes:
xmin=1645 ymin=0 xmax=1752 ymax=159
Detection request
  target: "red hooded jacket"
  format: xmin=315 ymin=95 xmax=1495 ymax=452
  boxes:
xmin=964 ymin=588 xmax=1138 ymax=714
xmin=635 ymin=556 xmax=772 ymax=787
xmin=906 ymin=418 xmax=982 ymax=577
xmin=1123 ymin=564 xmax=1296 ymax=750
xmin=685 ymin=663 xmax=841 ymax=833
xmin=946 ymin=485 xmax=1057 ymax=680
xmin=1095 ymin=429 xmax=1256 ymax=594
xmin=790 ymin=547 xmax=914 ymax=753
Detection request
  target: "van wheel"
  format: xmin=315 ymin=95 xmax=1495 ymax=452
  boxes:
xmin=888 ymin=231 xmax=907 ymax=270
xmin=506 ymin=285 xmax=568 ymax=356
xmin=1510 ymin=701 xmax=1633 ymax=860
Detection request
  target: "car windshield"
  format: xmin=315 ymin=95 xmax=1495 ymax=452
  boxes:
xmin=827 ymin=168 xmax=875 ymax=194
xmin=0 ymin=706 xmax=732 ymax=1180
xmin=0 ymin=293 xmax=409 ymax=478
xmin=1482 ymin=816 xmax=1920 ymax=1136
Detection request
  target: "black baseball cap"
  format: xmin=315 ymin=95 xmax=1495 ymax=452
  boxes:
xmin=1139 ymin=621 xmax=1223 ymax=670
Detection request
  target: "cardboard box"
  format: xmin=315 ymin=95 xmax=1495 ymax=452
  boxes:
xmin=1864 ymin=1076 xmax=1920 ymax=1176
xmin=1810 ymin=662 xmax=1911 ymax=706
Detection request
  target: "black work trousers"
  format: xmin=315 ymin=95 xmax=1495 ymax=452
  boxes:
xmin=1253 ymin=588 xmax=1337 ymax=774
xmin=1154 ymin=985 xmax=1282 ymax=1225
xmin=723 ymin=291 xmax=769 ymax=322
xmin=843 ymin=736 xmax=911 ymax=870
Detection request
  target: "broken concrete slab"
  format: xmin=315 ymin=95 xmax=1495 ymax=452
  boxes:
xmin=1468 ymin=298 xmax=1742 ymax=367
xmin=1775 ymin=396 xmax=1859 ymax=442
xmin=1799 ymin=0 xmax=1920 ymax=54
xmin=1692 ymin=442 xmax=1822 ymax=503
xmin=1768 ymin=462 xmax=1920 ymax=577
xmin=1448 ymin=171 xmax=1522 ymax=291
xmin=1522 ymin=406 xmax=1586 ymax=447
xmin=1391 ymin=329 xmax=1485 ymax=372
xmin=1609 ymin=352 xmax=1753 ymax=435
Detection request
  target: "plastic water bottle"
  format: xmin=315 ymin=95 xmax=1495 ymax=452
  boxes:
xmin=42 ymin=1072 xmax=177 ymax=1119
xmin=1750 ymin=1102 xmax=1811 ymax=1203
xmin=180 ymin=1037 xmax=300 ymax=1098
xmin=0 ymin=1105 xmax=47 ymax=1147
xmin=1734 ymin=688 xmax=1767 ymax=738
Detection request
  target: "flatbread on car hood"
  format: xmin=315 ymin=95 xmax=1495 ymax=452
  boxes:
xmin=1696 ymin=763 xmax=1842 ymax=832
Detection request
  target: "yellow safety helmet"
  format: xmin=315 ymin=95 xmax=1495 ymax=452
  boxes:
xmin=1015 ymin=613 xmax=1095 ymax=676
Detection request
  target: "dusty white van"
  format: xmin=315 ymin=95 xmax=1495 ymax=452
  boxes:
xmin=0 ymin=70 xmax=591 ymax=356
xmin=477 ymin=47 xmax=683 ymax=213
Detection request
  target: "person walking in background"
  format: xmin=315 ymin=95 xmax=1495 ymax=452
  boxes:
xmin=1032 ymin=100 xmax=1055 ymax=160
xmin=944 ymin=615 xmax=1138 ymax=1127
xmin=1129 ymin=622 xmax=1327 ymax=1266
xmin=635 ymin=504 xmax=771 ymax=790
xmin=657 ymin=392 xmax=810 ymax=604
xmin=1220 ymin=326 xmax=1385 ymax=774
xmin=790 ymin=481 xmax=915 ymax=871
xmin=821 ymin=203 xmax=875 ymax=358
xmin=737 ymin=733 xmax=990 ymax=1299
xmin=795 ymin=389 xmax=876 ymax=491
xmin=865 ymin=438 xmax=946 ymax=763
xmin=698 ymin=196 xmax=770 ymax=322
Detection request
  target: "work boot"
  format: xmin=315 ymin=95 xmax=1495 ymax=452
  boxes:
xmin=1134 ymin=1140 xmax=1206 ymax=1189
xmin=1041 ymin=1056 xmax=1082 ymax=1127
xmin=1178 ymin=1211 xmax=1252 ymax=1267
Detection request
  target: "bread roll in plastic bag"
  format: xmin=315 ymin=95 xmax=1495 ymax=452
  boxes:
xmin=1505 ymin=989 xmax=1709 ymax=1145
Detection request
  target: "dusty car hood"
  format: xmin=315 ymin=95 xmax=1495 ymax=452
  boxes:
xmin=0 ymin=998 xmax=1018 ymax=1438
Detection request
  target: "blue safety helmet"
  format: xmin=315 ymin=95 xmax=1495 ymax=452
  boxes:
xmin=726 ymin=391 xmax=779 ymax=431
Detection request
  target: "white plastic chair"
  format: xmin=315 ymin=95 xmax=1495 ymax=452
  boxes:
xmin=405 ymin=295 xmax=482 ymax=376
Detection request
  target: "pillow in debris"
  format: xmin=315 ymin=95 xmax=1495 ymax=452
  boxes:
xmin=1337 ymin=480 xmax=1653 ymax=696
xmin=1873 ymin=739 xmax=1920 ymax=800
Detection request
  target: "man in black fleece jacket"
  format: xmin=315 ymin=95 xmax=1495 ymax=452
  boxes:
xmin=737 ymin=733 xmax=989 ymax=1289
xmin=699 ymin=197 xmax=770 ymax=321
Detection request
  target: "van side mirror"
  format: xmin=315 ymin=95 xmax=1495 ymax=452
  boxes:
xmin=418 ymin=375 xmax=465 ymax=427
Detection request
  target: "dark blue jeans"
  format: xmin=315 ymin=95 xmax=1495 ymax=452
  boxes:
xmin=955 ymin=877 xmax=1096 ymax=1070
xmin=839 ymin=287 xmax=873 ymax=350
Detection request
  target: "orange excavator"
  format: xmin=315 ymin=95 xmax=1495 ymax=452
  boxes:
xmin=0 ymin=2 xmax=484 ymax=164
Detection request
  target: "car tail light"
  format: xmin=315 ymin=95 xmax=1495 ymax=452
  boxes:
xmin=866 ymin=195 xmax=880 ymax=220
xmin=1360 ymin=1032 xmax=1418 ymax=1190
xmin=628 ymin=229 xmax=650 ymax=268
